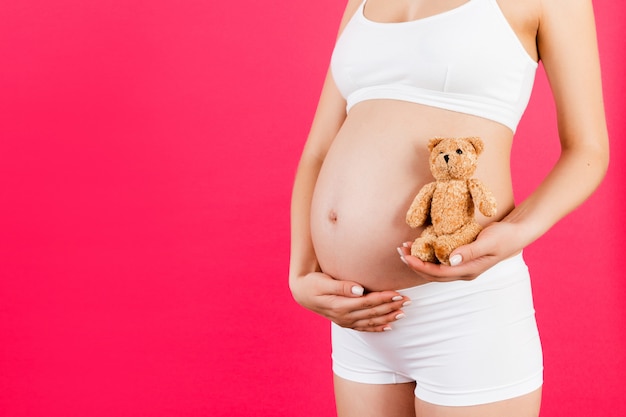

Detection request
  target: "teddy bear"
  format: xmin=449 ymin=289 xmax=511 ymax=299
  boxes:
xmin=405 ymin=136 xmax=497 ymax=265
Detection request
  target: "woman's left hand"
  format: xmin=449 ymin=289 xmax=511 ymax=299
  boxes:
xmin=397 ymin=221 xmax=527 ymax=282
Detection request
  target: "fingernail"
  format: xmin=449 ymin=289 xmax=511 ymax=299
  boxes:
xmin=397 ymin=248 xmax=409 ymax=265
xmin=351 ymin=286 xmax=364 ymax=296
xmin=395 ymin=313 xmax=406 ymax=320
xmin=449 ymin=254 xmax=462 ymax=266
xmin=403 ymin=242 xmax=411 ymax=248
xmin=402 ymin=300 xmax=412 ymax=307
xmin=383 ymin=326 xmax=392 ymax=331
xmin=392 ymin=295 xmax=403 ymax=301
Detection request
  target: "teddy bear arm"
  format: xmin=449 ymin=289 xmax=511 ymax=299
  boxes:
xmin=468 ymin=179 xmax=497 ymax=217
xmin=406 ymin=182 xmax=436 ymax=227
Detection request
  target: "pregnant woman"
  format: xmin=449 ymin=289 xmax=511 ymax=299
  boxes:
xmin=289 ymin=0 xmax=609 ymax=415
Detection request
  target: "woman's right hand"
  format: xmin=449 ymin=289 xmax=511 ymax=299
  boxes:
xmin=290 ymin=272 xmax=411 ymax=332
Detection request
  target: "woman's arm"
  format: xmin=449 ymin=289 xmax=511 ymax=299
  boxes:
xmin=399 ymin=0 xmax=609 ymax=280
xmin=289 ymin=0 xmax=410 ymax=332
xmin=505 ymin=0 xmax=609 ymax=237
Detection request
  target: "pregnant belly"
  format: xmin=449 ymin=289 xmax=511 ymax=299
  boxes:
xmin=310 ymin=186 xmax=427 ymax=292
xmin=309 ymin=126 xmax=432 ymax=291
xmin=309 ymin=100 xmax=515 ymax=291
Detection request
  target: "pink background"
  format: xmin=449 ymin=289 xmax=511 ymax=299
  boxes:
xmin=0 ymin=0 xmax=624 ymax=416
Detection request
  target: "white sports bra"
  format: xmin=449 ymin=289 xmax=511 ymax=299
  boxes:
xmin=330 ymin=0 xmax=538 ymax=132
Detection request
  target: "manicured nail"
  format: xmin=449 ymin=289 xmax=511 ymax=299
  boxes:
xmin=402 ymin=300 xmax=412 ymax=307
xmin=383 ymin=326 xmax=392 ymax=331
xmin=351 ymin=286 xmax=364 ymax=296
xmin=395 ymin=313 xmax=406 ymax=320
xmin=403 ymin=242 xmax=411 ymax=248
xmin=449 ymin=254 xmax=462 ymax=266
xmin=392 ymin=295 xmax=403 ymax=301
xmin=397 ymin=248 xmax=408 ymax=265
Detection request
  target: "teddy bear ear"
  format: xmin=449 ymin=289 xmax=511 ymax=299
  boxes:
xmin=428 ymin=137 xmax=445 ymax=152
xmin=466 ymin=137 xmax=484 ymax=155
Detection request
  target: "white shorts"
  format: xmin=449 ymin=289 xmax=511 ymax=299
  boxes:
xmin=331 ymin=253 xmax=543 ymax=407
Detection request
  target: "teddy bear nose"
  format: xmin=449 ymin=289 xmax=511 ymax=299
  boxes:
xmin=444 ymin=154 xmax=450 ymax=163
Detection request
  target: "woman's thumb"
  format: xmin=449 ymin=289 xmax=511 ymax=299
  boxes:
xmin=449 ymin=239 xmax=485 ymax=266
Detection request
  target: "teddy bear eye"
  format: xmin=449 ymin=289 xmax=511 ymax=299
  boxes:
xmin=456 ymin=149 xmax=463 ymax=155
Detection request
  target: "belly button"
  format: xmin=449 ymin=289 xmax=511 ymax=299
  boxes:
xmin=328 ymin=210 xmax=338 ymax=224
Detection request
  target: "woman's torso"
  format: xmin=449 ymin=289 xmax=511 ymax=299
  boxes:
xmin=309 ymin=0 xmax=540 ymax=292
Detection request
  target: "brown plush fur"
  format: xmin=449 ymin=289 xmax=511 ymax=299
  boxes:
xmin=406 ymin=137 xmax=497 ymax=265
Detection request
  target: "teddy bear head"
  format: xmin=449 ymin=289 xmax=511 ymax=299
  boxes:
xmin=427 ymin=137 xmax=484 ymax=181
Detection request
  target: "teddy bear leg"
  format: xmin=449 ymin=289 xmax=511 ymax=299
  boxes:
xmin=411 ymin=226 xmax=438 ymax=263
xmin=434 ymin=222 xmax=483 ymax=265
xmin=432 ymin=237 xmax=455 ymax=266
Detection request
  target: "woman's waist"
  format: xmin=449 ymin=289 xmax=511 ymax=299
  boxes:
xmin=396 ymin=251 xmax=529 ymax=300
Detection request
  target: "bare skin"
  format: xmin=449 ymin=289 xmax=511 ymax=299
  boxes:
xmin=289 ymin=0 xmax=608 ymax=415
xmin=310 ymin=99 xmax=515 ymax=292
xmin=334 ymin=378 xmax=542 ymax=417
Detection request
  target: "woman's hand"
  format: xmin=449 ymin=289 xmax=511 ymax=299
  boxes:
xmin=398 ymin=221 xmax=527 ymax=282
xmin=290 ymin=272 xmax=411 ymax=332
